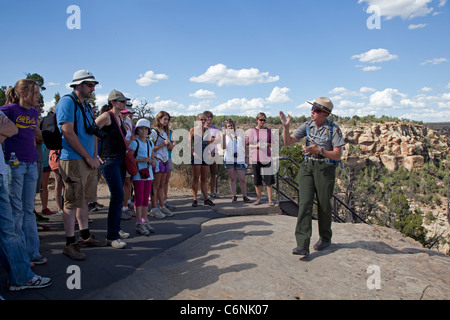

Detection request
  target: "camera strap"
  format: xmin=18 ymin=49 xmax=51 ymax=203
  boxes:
xmin=64 ymin=92 xmax=94 ymax=132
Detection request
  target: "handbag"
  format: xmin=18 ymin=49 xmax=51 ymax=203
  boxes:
xmin=108 ymin=111 xmax=138 ymax=176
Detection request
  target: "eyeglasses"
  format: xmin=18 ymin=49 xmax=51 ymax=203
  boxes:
xmin=258 ymin=119 xmax=266 ymax=122
xmin=199 ymin=119 xmax=206 ymax=121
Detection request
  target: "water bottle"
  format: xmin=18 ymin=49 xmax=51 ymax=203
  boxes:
xmin=9 ymin=152 xmax=19 ymax=169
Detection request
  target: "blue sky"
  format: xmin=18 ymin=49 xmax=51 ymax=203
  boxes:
xmin=1 ymin=0 xmax=449 ymax=122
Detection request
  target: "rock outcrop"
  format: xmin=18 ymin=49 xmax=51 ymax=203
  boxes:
xmin=340 ymin=122 xmax=449 ymax=172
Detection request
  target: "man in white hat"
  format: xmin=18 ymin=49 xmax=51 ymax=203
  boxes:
xmin=56 ymin=70 xmax=106 ymax=261
xmin=280 ymin=97 xmax=346 ymax=257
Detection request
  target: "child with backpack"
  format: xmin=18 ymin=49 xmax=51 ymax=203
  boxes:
xmin=129 ymin=119 xmax=156 ymax=236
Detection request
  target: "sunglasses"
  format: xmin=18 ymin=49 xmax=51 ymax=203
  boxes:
xmin=258 ymin=119 xmax=266 ymax=122
xmin=311 ymin=107 xmax=325 ymax=113
xmin=83 ymin=82 xmax=96 ymax=88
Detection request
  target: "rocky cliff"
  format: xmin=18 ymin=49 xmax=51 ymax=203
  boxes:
xmin=340 ymin=122 xmax=449 ymax=172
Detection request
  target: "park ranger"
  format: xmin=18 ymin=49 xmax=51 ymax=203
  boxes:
xmin=280 ymin=97 xmax=345 ymax=257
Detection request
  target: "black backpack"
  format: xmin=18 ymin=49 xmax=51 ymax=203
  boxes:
xmin=40 ymin=93 xmax=81 ymax=150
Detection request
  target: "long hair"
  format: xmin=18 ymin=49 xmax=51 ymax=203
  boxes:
xmin=5 ymin=79 xmax=38 ymax=105
xmin=153 ymin=111 xmax=171 ymax=135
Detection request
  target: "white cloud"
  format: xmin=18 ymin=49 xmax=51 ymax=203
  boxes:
xmin=190 ymin=64 xmax=279 ymax=87
xmin=212 ymin=98 xmax=267 ymax=116
xmin=136 ymin=71 xmax=169 ymax=87
xmin=360 ymin=87 xmax=376 ymax=93
xmin=266 ymin=87 xmax=291 ymax=104
xmin=189 ymin=89 xmax=216 ymax=99
xmin=369 ymin=88 xmax=407 ymax=106
xmin=361 ymin=66 xmax=382 ymax=72
xmin=352 ymin=48 xmax=398 ymax=63
xmin=408 ymin=23 xmax=427 ymax=29
xmin=439 ymin=0 xmax=447 ymax=7
xmin=358 ymin=0 xmax=434 ymax=20
xmin=420 ymin=58 xmax=448 ymax=65
xmin=47 ymin=82 xmax=60 ymax=86
xmin=420 ymin=87 xmax=433 ymax=92
xmin=447 ymin=83 xmax=450 ymax=89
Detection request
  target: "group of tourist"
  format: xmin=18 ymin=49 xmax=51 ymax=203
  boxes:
xmin=0 ymin=69 xmax=345 ymax=296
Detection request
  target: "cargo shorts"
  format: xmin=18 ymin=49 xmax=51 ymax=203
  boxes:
xmin=59 ymin=159 xmax=98 ymax=209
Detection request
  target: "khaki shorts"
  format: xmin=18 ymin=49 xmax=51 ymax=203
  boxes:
xmin=59 ymin=159 xmax=98 ymax=209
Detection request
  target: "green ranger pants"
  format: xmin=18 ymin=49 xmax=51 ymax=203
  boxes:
xmin=295 ymin=160 xmax=336 ymax=248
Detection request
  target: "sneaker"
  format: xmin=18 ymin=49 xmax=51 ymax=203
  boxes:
xmin=243 ymin=196 xmax=252 ymax=203
xmin=79 ymin=235 xmax=108 ymax=247
xmin=136 ymin=223 xmax=150 ymax=236
xmin=127 ymin=202 xmax=134 ymax=210
xmin=164 ymin=202 xmax=176 ymax=210
xmin=149 ymin=208 xmax=166 ymax=219
xmin=93 ymin=201 xmax=104 ymax=208
xmin=110 ymin=239 xmax=127 ymax=249
xmin=204 ymin=199 xmax=215 ymax=206
xmin=210 ymin=192 xmax=218 ymax=198
xmin=31 ymin=256 xmax=48 ymax=265
xmin=192 ymin=200 xmax=198 ymax=207
xmin=56 ymin=210 xmax=63 ymax=216
xmin=35 ymin=211 xmax=49 ymax=222
xmin=8 ymin=275 xmax=52 ymax=291
xmin=42 ymin=208 xmax=54 ymax=215
xmin=37 ymin=223 xmax=50 ymax=231
xmin=88 ymin=203 xmax=98 ymax=212
xmin=232 ymin=196 xmax=238 ymax=203
xmin=160 ymin=206 xmax=174 ymax=217
xmin=144 ymin=221 xmax=156 ymax=233
xmin=63 ymin=243 xmax=86 ymax=260
xmin=121 ymin=209 xmax=132 ymax=220
xmin=119 ymin=230 xmax=130 ymax=239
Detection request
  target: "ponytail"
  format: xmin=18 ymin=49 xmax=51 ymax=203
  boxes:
xmin=5 ymin=79 xmax=38 ymax=105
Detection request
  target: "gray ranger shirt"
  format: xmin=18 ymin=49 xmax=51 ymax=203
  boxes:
xmin=292 ymin=119 xmax=346 ymax=151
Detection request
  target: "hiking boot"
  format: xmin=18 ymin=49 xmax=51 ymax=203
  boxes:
xmin=204 ymin=199 xmax=215 ymax=206
xmin=292 ymin=247 xmax=310 ymax=257
xmin=160 ymin=206 xmax=174 ymax=217
xmin=79 ymin=235 xmax=107 ymax=247
xmin=63 ymin=243 xmax=86 ymax=261
xmin=8 ymin=275 xmax=52 ymax=291
xmin=136 ymin=223 xmax=150 ymax=236
xmin=314 ymin=238 xmax=331 ymax=251
xmin=109 ymin=239 xmax=127 ymax=249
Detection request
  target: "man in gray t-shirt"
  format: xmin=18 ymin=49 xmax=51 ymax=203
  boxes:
xmin=280 ymin=97 xmax=345 ymax=257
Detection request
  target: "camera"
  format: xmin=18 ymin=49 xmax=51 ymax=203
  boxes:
xmin=87 ymin=123 xmax=108 ymax=140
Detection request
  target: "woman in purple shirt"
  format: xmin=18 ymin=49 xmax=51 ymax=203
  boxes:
xmin=0 ymin=79 xmax=47 ymax=265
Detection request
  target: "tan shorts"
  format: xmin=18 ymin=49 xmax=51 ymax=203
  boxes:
xmin=59 ymin=159 xmax=98 ymax=209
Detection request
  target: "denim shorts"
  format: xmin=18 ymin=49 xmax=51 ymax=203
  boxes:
xmin=224 ymin=162 xmax=246 ymax=170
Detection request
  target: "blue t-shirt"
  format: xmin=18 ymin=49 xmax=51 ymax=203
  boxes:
xmin=56 ymin=94 xmax=96 ymax=161
xmin=129 ymin=139 xmax=154 ymax=181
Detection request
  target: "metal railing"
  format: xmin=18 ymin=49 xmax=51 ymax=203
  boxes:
xmin=275 ymin=157 xmax=367 ymax=224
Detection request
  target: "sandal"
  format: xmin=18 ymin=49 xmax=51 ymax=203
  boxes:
xmin=253 ymin=200 xmax=261 ymax=205
xmin=268 ymin=201 xmax=276 ymax=206
xmin=243 ymin=196 xmax=252 ymax=203
xmin=232 ymin=196 xmax=238 ymax=203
